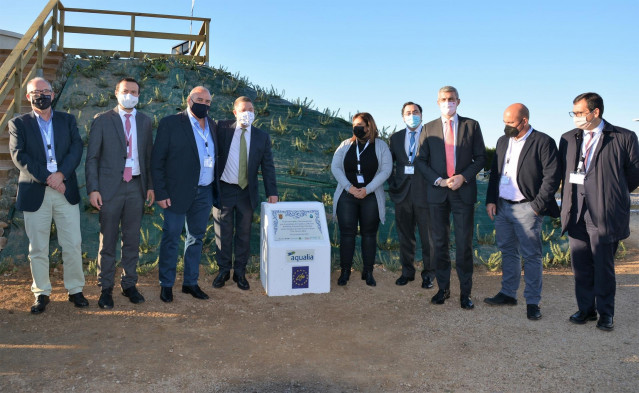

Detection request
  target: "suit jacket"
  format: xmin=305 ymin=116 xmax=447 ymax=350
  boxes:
xmin=150 ymin=110 xmax=219 ymax=214
xmin=9 ymin=111 xmax=82 ymax=212
xmin=559 ymin=120 xmax=639 ymax=242
xmin=85 ymin=107 xmax=154 ymax=202
xmin=387 ymin=128 xmax=428 ymax=207
xmin=416 ymin=116 xmax=486 ymax=204
xmin=216 ymin=120 xmax=277 ymax=210
xmin=486 ymin=129 xmax=561 ymax=217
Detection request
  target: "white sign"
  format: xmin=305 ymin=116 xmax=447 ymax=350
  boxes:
xmin=286 ymin=249 xmax=315 ymax=263
xmin=271 ymin=209 xmax=323 ymax=241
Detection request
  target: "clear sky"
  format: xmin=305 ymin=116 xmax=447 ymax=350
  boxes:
xmin=4 ymin=0 xmax=639 ymax=146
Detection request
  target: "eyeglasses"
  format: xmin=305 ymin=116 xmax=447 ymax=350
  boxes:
xmin=568 ymin=111 xmax=592 ymax=118
xmin=27 ymin=89 xmax=53 ymax=96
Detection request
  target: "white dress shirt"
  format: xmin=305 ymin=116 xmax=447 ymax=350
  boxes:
xmin=118 ymin=108 xmax=140 ymax=176
xmin=221 ymin=124 xmax=252 ymax=184
xmin=499 ymin=126 xmax=533 ymax=201
xmin=582 ymin=120 xmax=604 ymax=171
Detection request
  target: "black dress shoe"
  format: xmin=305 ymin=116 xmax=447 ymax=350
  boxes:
xmin=213 ymin=271 xmax=231 ymax=288
xmin=364 ymin=271 xmax=376 ymax=287
xmin=233 ymin=273 xmax=250 ymax=290
xmin=395 ymin=275 xmax=414 ymax=286
xmin=30 ymin=295 xmax=50 ymax=314
xmin=569 ymin=310 xmax=597 ymax=324
xmin=527 ymin=304 xmax=542 ymax=320
xmin=431 ymin=289 xmax=451 ymax=304
xmin=160 ymin=286 xmax=173 ymax=303
xmin=421 ymin=276 xmax=434 ymax=289
xmin=596 ymin=315 xmax=614 ymax=331
xmin=460 ymin=295 xmax=475 ymax=310
xmin=98 ymin=288 xmax=114 ymax=309
xmin=68 ymin=292 xmax=89 ymax=308
xmin=484 ymin=292 xmax=518 ymax=306
xmin=337 ymin=269 xmax=351 ymax=286
xmin=182 ymin=285 xmax=209 ymax=299
xmin=122 ymin=286 xmax=145 ymax=304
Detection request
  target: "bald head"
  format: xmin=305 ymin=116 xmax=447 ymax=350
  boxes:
xmin=504 ymin=103 xmax=529 ymax=122
xmin=503 ymin=103 xmax=530 ymax=138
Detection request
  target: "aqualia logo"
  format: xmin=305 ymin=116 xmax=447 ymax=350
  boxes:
xmin=286 ymin=249 xmax=315 ymax=263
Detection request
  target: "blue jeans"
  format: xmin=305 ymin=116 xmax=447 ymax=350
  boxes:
xmin=494 ymin=199 xmax=543 ymax=305
xmin=158 ymin=185 xmax=213 ymax=287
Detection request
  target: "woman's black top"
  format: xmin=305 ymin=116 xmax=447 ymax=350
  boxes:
xmin=344 ymin=140 xmax=378 ymax=188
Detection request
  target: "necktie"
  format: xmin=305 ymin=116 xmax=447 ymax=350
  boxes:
xmin=445 ymin=120 xmax=455 ymax=177
xmin=583 ymin=131 xmax=594 ymax=171
xmin=409 ymin=131 xmax=416 ymax=162
xmin=238 ymin=128 xmax=248 ymax=189
xmin=123 ymin=114 xmax=132 ymax=182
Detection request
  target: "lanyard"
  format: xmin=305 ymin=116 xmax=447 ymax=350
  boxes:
xmin=503 ymin=138 xmax=515 ymax=176
xmin=192 ymin=119 xmax=211 ymax=156
xmin=577 ymin=132 xmax=596 ymax=172
xmin=355 ymin=140 xmax=369 ymax=173
xmin=37 ymin=117 xmax=55 ymax=162
xmin=408 ymin=132 xmax=417 ymax=164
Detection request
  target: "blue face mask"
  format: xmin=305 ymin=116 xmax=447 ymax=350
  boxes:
xmin=404 ymin=114 xmax=421 ymax=129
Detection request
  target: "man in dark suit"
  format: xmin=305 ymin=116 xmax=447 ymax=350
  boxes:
xmin=151 ymin=86 xmax=218 ymax=303
xmin=86 ymin=77 xmax=154 ymax=309
xmin=484 ymin=103 xmax=561 ymax=320
xmin=212 ymin=96 xmax=278 ymax=291
xmin=388 ymin=101 xmax=434 ymax=289
xmin=8 ymin=77 xmax=88 ymax=314
xmin=559 ymin=92 xmax=639 ymax=331
xmin=416 ymin=86 xmax=485 ymax=309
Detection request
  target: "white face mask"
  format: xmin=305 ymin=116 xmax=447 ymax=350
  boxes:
xmin=237 ymin=111 xmax=255 ymax=127
xmin=439 ymin=101 xmax=457 ymax=117
xmin=117 ymin=93 xmax=138 ymax=109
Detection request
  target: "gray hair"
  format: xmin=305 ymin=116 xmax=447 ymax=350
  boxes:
xmin=438 ymin=85 xmax=459 ymax=99
xmin=27 ymin=77 xmax=53 ymax=92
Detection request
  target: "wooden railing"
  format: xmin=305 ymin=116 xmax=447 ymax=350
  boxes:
xmin=0 ymin=0 xmax=210 ymax=132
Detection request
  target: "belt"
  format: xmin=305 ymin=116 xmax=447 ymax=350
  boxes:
xmin=500 ymin=197 xmax=528 ymax=204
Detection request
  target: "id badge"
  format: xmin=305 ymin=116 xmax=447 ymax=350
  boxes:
xmin=569 ymin=172 xmax=585 ymax=185
xmin=356 ymin=174 xmax=365 ymax=184
xmin=204 ymin=156 xmax=214 ymax=168
xmin=125 ymin=158 xmax=134 ymax=168
xmin=47 ymin=160 xmax=58 ymax=173
xmin=404 ymin=165 xmax=415 ymax=175
xmin=500 ymin=175 xmax=510 ymax=185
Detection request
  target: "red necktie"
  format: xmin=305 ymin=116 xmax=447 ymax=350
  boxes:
xmin=123 ymin=114 xmax=132 ymax=182
xmin=445 ymin=119 xmax=455 ymax=177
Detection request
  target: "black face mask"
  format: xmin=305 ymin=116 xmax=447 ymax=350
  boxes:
xmin=32 ymin=95 xmax=52 ymax=110
xmin=504 ymin=119 xmax=523 ymax=138
xmin=190 ymin=102 xmax=210 ymax=119
xmin=353 ymin=126 xmax=367 ymax=140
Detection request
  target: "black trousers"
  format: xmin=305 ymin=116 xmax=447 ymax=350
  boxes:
xmin=214 ymin=181 xmax=254 ymax=275
xmin=428 ymin=189 xmax=475 ymax=296
xmin=394 ymin=196 xmax=434 ymax=279
xmin=336 ymin=191 xmax=380 ymax=272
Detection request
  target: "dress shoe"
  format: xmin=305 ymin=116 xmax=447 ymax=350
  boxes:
xmin=212 ymin=271 xmax=231 ymax=288
xmin=30 ymin=295 xmax=50 ymax=314
xmin=395 ymin=275 xmax=414 ymax=286
xmin=484 ymin=292 xmax=518 ymax=306
xmin=233 ymin=273 xmax=250 ymax=290
xmin=431 ymin=288 xmax=451 ymax=304
xmin=596 ymin=315 xmax=614 ymax=331
xmin=421 ymin=276 xmax=434 ymax=289
xmin=98 ymin=288 xmax=114 ymax=309
xmin=181 ymin=285 xmax=209 ymax=299
xmin=363 ymin=271 xmax=376 ymax=287
xmin=460 ymin=295 xmax=475 ymax=310
xmin=68 ymin=292 xmax=89 ymax=308
xmin=337 ymin=269 xmax=351 ymax=286
xmin=160 ymin=286 xmax=173 ymax=303
xmin=569 ymin=310 xmax=597 ymax=324
xmin=527 ymin=304 xmax=542 ymax=320
xmin=122 ymin=286 xmax=145 ymax=304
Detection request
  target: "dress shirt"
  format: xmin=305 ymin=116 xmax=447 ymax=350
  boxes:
xmin=221 ymin=124 xmax=252 ymax=184
xmin=434 ymin=114 xmax=459 ymax=185
xmin=34 ymin=111 xmax=56 ymax=163
xmin=499 ymin=126 xmax=533 ymax=201
xmin=118 ymin=108 xmax=140 ymax=176
xmin=404 ymin=124 xmax=422 ymax=164
xmin=187 ymin=109 xmax=215 ymax=186
xmin=582 ymin=120 xmax=604 ymax=171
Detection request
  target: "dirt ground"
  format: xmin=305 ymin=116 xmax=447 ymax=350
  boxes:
xmin=1 ymin=248 xmax=638 ymax=393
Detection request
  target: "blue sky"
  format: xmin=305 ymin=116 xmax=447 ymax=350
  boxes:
xmin=5 ymin=0 xmax=638 ymax=146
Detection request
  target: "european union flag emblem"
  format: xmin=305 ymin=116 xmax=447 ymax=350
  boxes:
xmin=292 ymin=266 xmax=309 ymax=289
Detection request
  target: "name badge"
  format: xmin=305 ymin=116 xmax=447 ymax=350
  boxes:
xmin=569 ymin=172 xmax=585 ymax=185
xmin=404 ymin=166 xmax=415 ymax=175
xmin=125 ymin=158 xmax=135 ymax=168
xmin=47 ymin=160 xmax=58 ymax=173
xmin=356 ymin=174 xmax=365 ymax=184
xmin=500 ymin=175 xmax=510 ymax=185
xmin=204 ymin=156 xmax=214 ymax=168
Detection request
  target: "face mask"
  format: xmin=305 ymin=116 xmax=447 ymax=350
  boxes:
xmin=573 ymin=115 xmax=590 ymax=129
xmin=404 ymin=115 xmax=421 ymax=129
xmin=237 ymin=111 xmax=255 ymax=127
xmin=117 ymin=93 xmax=138 ymax=109
xmin=439 ymin=101 xmax=457 ymax=117
xmin=504 ymin=119 xmax=523 ymax=138
xmin=353 ymin=125 xmax=367 ymax=140
xmin=32 ymin=95 xmax=52 ymax=110
xmin=190 ymin=101 xmax=210 ymax=119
